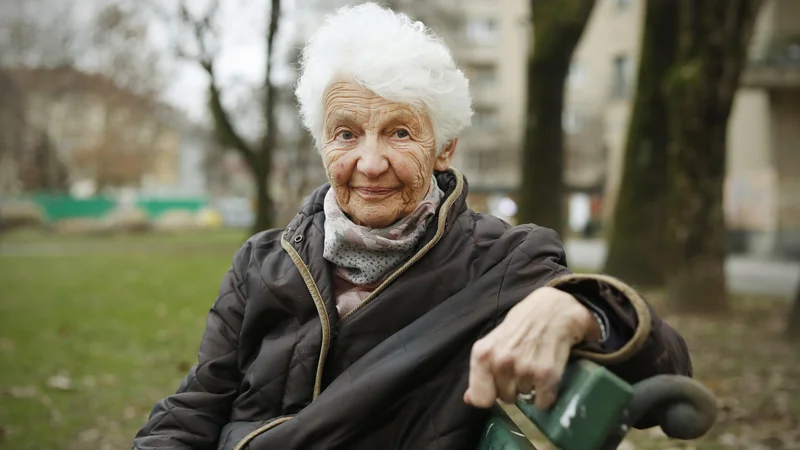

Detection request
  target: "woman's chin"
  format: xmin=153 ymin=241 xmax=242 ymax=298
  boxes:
xmin=350 ymin=210 xmax=397 ymax=228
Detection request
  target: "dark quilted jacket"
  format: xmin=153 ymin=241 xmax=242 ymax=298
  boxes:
xmin=133 ymin=170 xmax=691 ymax=450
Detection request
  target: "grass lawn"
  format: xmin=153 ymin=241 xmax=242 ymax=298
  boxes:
xmin=1 ymin=231 xmax=798 ymax=449
xmin=0 ymin=228 xmax=250 ymax=248
xmin=0 ymin=232 xmax=244 ymax=450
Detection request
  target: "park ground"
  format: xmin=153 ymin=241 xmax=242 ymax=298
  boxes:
xmin=0 ymin=230 xmax=797 ymax=450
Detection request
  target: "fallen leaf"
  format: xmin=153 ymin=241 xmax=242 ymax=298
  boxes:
xmin=46 ymin=373 xmax=73 ymax=391
xmin=718 ymin=432 xmax=739 ymax=446
xmin=155 ymin=304 xmax=168 ymax=318
xmin=0 ymin=338 xmax=14 ymax=352
xmin=123 ymin=406 xmax=137 ymax=420
xmin=78 ymin=428 xmax=101 ymax=442
xmin=176 ymin=361 xmax=191 ymax=372
xmin=82 ymin=375 xmax=97 ymax=389
xmin=99 ymin=374 xmax=118 ymax=386
xmin=8 ymin=386 xmax=37 ymax=398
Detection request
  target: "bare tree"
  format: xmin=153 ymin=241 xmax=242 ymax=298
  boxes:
xmin=0 ymin=0 xmax=79 ymax=68
xmin=271 ymin=44 xmax=321 ymax=225
xmin=19 ymin=132 xmax=70 ymax=192
xmin=0 ymin=0 xmax=165 ymax=93
xmin=89 ymin=2 xmax=168 ymax=98
xmin=173 ymin=0 xmax=281 ymax=233
xmin=517 ymin=0 xmax=597 ymax=236
xmin=0 ymin=70 xmax=28 ymax=194
xmin=1 ymin=1 xmax=168 ymax=194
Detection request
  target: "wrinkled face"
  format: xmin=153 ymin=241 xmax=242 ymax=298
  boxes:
xmin=321 ymin=81 xmax=457 ymax=228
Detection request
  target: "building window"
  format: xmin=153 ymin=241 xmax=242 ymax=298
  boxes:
xmin=611 ymin=54 xmax=631 ymax=99
xmin=466 ymin=64 xmax=497 ymax=88
xmin=614 ymin=0 xmax=632 ymax=9
xmin=467 ymin=150 xmax=499 ymax=172
xmin=567 ymin=63 xmax=586 ymax=90
xmin=562 ymin=110 xmax=581 ymax=134
xmin=465 ymin=18 xmax=498 ymax=45
xmin=479 ymin=151 xmax=498 ymax=172
xmin=473 ymin=108 xmax=499 ymax=130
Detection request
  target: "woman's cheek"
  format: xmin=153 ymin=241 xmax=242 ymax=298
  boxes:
xmin=394 ymin=149 xmax=427 ymax=187
xmin=328 ymin=160 xmax=355 ymax=187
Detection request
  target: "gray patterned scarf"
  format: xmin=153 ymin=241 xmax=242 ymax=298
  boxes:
xmin=323 ymin=179 xmax=444 ymax=286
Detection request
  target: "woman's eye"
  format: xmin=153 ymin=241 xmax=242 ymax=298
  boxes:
xmin=339 ymin=131 xmax=354 ymax=140
xmin=395 ymin=129 xmax=409 ymax=138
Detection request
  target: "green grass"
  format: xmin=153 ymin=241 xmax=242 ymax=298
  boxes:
xmin=0 ymin=232 xmax=798 ymax=449
xmin=0 ymin=228 xmax=249 ymax=246
xmin=0 ymin=243 xmax=240 ymax=449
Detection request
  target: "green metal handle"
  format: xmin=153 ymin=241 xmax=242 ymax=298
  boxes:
xmin=478 ymin=360 xmax=718 ymax=450
xmin=478 ymin=405 xmax=537 ymax=450
xmin=628 ymin=375 xmax=717 ymax=440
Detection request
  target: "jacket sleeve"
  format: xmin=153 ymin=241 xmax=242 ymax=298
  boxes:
xmin=133 ymin=243 xmax=251 ymax=450
xmin=500 ymin=227 xmax=692 ymax=409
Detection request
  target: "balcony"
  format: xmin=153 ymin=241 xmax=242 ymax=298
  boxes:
xmin=742 ymin=37 xmax=800 ymax=89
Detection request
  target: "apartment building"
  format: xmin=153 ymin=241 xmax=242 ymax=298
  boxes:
xmin=570 ymin=0 xmax=800 ymax=256
xmin=736 ymin=0 xmax=800 ymax=256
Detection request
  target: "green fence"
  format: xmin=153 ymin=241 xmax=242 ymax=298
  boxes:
xmin=3 ymin=195 xmax=207 ymax=223
xmin=30 ymin=195 xmax=116 ymax=222
xmin=136 ymin=199 xmax=206 ymax=218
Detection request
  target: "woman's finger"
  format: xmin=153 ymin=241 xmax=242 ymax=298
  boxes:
xmin=464 ymin=339 xmax=499 ymax=408
xmin=516 ymin=377 xmax=535 ymax=399
xmin=493 ymin=356 xmax=519 ymax=404
xmin=532 ymin=340 xmax=572 ymax=410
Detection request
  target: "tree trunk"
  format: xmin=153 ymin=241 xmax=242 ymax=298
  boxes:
xmin=518 ymin=0 xmax=596 ymax=236
xmin=664 ymin=0 xmax=763 ymax=313
xmin=251 ymin=0 xmax=281 ymax=233
xmin=603 ymin=0 xmax=679 ymax=287
xmin=185 ymin=0 xmax=281 ymax=234
xmin=788 ymin=279 xmax=800 ymax=341
xmin=251 ymin=159 xmax=274 ymax=235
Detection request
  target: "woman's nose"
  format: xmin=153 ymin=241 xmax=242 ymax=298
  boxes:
xmin=355 ymin=139 xmax=389 ymax=178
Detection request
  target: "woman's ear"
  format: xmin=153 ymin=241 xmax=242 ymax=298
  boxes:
xmin=434 ymin=139 xmax=458 ymax=171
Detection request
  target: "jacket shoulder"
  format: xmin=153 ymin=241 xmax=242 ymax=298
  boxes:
xmin=228 ymin=228 xmax=291 ymax=285
xmin=459 ymin=211 xmax=564 ymax=259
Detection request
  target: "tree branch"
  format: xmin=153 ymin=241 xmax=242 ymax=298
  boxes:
xmin=260 ymin=0 xmax=281 ymax=158
xmin=175 ymin=0 xmax=255 ymax=160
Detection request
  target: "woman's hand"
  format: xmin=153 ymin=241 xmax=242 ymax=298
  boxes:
xmin=463 ymin=286 xmax=602 ymax=410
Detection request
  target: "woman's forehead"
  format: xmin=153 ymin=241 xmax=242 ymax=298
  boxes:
xmin=323 ymin=82 xmax=425 ymax=126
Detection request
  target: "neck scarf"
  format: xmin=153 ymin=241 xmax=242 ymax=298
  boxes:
xmin=323 ymin=179 xmax=444 ymax=286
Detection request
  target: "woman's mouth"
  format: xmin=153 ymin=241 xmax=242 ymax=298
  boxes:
xmin=353 ymin=187 xmax=399 ymax=198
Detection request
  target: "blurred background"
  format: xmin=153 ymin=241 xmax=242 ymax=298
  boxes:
xmin=0 ymin=0 xmax=799 ymax=448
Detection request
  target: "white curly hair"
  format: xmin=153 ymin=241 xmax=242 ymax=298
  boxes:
xmin=294 ymin=2 xmax=473 ymax=154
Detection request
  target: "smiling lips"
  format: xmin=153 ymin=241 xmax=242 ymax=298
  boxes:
xmin=353 ymin=186 xmax=399 ymax=198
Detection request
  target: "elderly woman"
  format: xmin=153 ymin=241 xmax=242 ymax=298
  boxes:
xmin=134 ymin=4 xmax=690 ymax=450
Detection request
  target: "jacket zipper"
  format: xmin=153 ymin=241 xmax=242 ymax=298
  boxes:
xmin=281 ymin=236 xmax=331 ymax=400
xmin=233 ymin=416 xmax=293 ymax=450
xmin=281 ymin=169 xmax=465 ymax=400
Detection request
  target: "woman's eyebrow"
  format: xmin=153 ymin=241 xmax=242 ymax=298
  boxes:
xmin=326 ymin=108 xmax=360 ymax=127
xmin=378 ymin=109 xmax=421 ymax=127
